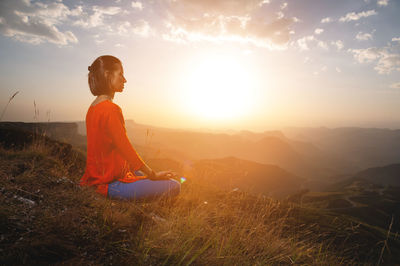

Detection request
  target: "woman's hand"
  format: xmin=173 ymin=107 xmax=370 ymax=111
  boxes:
xmin=149 ymin=170 xmax=177 ymax=180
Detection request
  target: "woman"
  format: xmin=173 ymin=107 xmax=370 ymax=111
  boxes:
xmin=80 ymin=55 xmax=180 ymax=200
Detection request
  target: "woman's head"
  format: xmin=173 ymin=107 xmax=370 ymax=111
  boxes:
xmin=88 ymin=55 xmax=126 ymax=96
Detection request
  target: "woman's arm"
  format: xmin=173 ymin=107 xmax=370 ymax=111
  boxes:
xmin=107 ymin=105 xmax=145 ymax=171
xmin=107 ymin=105 xmax=175 ymax=180
xmin=140 ymin=164 xmax=177 ymax=180
xmin=139 ymin=163 xmax=156 ymax=179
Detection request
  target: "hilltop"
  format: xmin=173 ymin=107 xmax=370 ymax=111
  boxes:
xmin=1 ymin=124 xmax=399 ymax=264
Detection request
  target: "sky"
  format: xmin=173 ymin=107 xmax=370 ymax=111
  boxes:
xmin=0 ymin=0 xmax=399 ymax=132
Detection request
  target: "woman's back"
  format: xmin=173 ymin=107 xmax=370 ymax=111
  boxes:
xmin=82 ymin=100 xmax=144 ymax=195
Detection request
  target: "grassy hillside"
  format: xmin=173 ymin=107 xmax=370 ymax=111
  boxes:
xmin=1 ymin=129 xmax=399 ymax=264
xmin=190 ymin=157 xmax=304 ymax=198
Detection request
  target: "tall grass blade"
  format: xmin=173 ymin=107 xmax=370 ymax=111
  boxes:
xmin=0 ymin=91 xmax=19 ymax=121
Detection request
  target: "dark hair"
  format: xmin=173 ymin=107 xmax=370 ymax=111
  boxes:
xmin=88 ymin=55 xmax=122 ymax=96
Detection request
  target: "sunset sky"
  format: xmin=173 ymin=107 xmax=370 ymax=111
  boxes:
xmin=0 ymin=0 xmax=399 ymax=131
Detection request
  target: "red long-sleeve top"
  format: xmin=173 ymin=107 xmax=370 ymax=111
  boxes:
xmin=80 ymin=100 xmax=145 ymax=196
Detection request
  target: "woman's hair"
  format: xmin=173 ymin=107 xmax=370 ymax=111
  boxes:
xmin=88 ymin=55 xmax=122 ymax=96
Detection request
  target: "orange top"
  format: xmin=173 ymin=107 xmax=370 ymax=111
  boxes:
xmin=80 ymin=100 xmax=145 ymax=196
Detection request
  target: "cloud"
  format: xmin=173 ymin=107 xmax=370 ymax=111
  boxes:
xmin=297 ymin=35 xmax=314 ymax=50
xmin=349 ymin=47 xmax=381 ymax=62
xmin=339 ymin=10 xmax=377 ymax=22
xmin=389 ymin=82 xmax=400 ymax=89
xmin=377 ymin=0 xmax=389 ymax=6
xmin=131 ymin=1 xmax=143 ymax=10
xmin=74 ymin=6 xmax=121 ymax=28
xmin=331 ymin=40 xmax=344 ymax=50
xmin=356 ymin=32 xmax=373 ymax=41
xmin=114 ymin=19 xmax=151 ymax=37
xmin=131 ymin=20 xmax=151 ymax=37
xmin=93 ymin=34 xmax=105 ymax=44
xmin=321 ymin=17 xmax=331 ymax=23
xmin=259 ymin=0 xmax=270 ymax=6
xmin=296 ymin=35 xmax=339 ymax=51
xmin=349 ymin=43 xmax=400 ymax=74
xmin=336 ymin=67 xmax=342 ymax=73
xmin=162 ymin=0 xmax=296 ymax=50
xmin=0 ymin=0 xmax=80 ymax=45
xmin=318 ymin=41 xmax=328 ymax=50
xmin=314 ymin=28 xmax=324 ymax=35
xmin=117 ymin=21 xmax=132 ymax=36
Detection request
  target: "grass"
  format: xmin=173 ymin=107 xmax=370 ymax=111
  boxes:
xmin=0 ymin=91 xmax=19 ymax=121
xmin=1 ymin=132 xmax=399 ymax=265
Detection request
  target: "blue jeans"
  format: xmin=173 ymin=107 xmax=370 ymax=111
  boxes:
xmin=108 ymin=171 xmax=181 ymax=201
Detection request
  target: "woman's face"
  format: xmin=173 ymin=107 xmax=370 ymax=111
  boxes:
xmin=109 ymin=63 xmax=126 ymax=93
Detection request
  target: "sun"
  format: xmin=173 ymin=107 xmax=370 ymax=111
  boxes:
xmin=182 ymin=55 xmax=255 ymax=120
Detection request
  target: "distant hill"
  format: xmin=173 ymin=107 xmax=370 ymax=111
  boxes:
xmin=13 ymin=122 xmax=400 ymax=185
xmin=329 ymin=163 xmax=400 ymax=190
xmin=283 ymin=127 xmax=400 ymax=170
xmin=354 ymin=163 xmax=400 ymax=186
xmin=118 ymin=121 xmax=353 ymax=180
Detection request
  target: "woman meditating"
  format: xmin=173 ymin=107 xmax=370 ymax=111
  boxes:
xmin=80 ymin=55 xmax=181 ymax=200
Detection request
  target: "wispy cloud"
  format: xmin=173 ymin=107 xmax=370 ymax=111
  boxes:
xmin=318 ymin=41 xmax=328 ymax=50
xmin=131 ymin=20 xmax=151 ymax=37
xmin=280 ymin=2 xmax=288 ymax=10
xmin=74 ymin=6 xmax=122 ymax=28
xmin=331 ymin=40 xmax=344 ymax=50
xmin=314 ymin=28 xmax=324 ymax=35
xmin=131 ymin=1 xmax=143 ymax=10
xmin=356 ymin=31 xmax=373 ymax=41
xmin=349 ymin=47 xmax=381 ymax=62
xmin=349 ymin=42 xmax=400 ymax=74
xmin=296 ymin=35 xmax=342 ymax=51
xmin=161 ymin=0 xmax=296 ymax=50
xmin=0 ymin=0 xmax=79 ymax=45
xmin=339 ymin=10 xmax=377 ymax=22
xmin=321 ymin=17 xmax=332 ymax=23
xmin=297 ymin=35 xmax=315 ymax=51
xmin=377 ymin=0 xmax=389 ymax=6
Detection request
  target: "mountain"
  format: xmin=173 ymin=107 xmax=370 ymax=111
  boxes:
xmin=119 ymin=121 xmax=354 ymax=180
xmin=329 ymin=163 xmax=400 ymax=190
xmin=283 ymin=127 xmax=400 ymax=171
xmin=353 ymin=163 xmax=400 ymax=186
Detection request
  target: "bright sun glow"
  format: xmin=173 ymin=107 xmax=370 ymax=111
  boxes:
xmin=182 ymin=56 xmax=255 ymax=120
